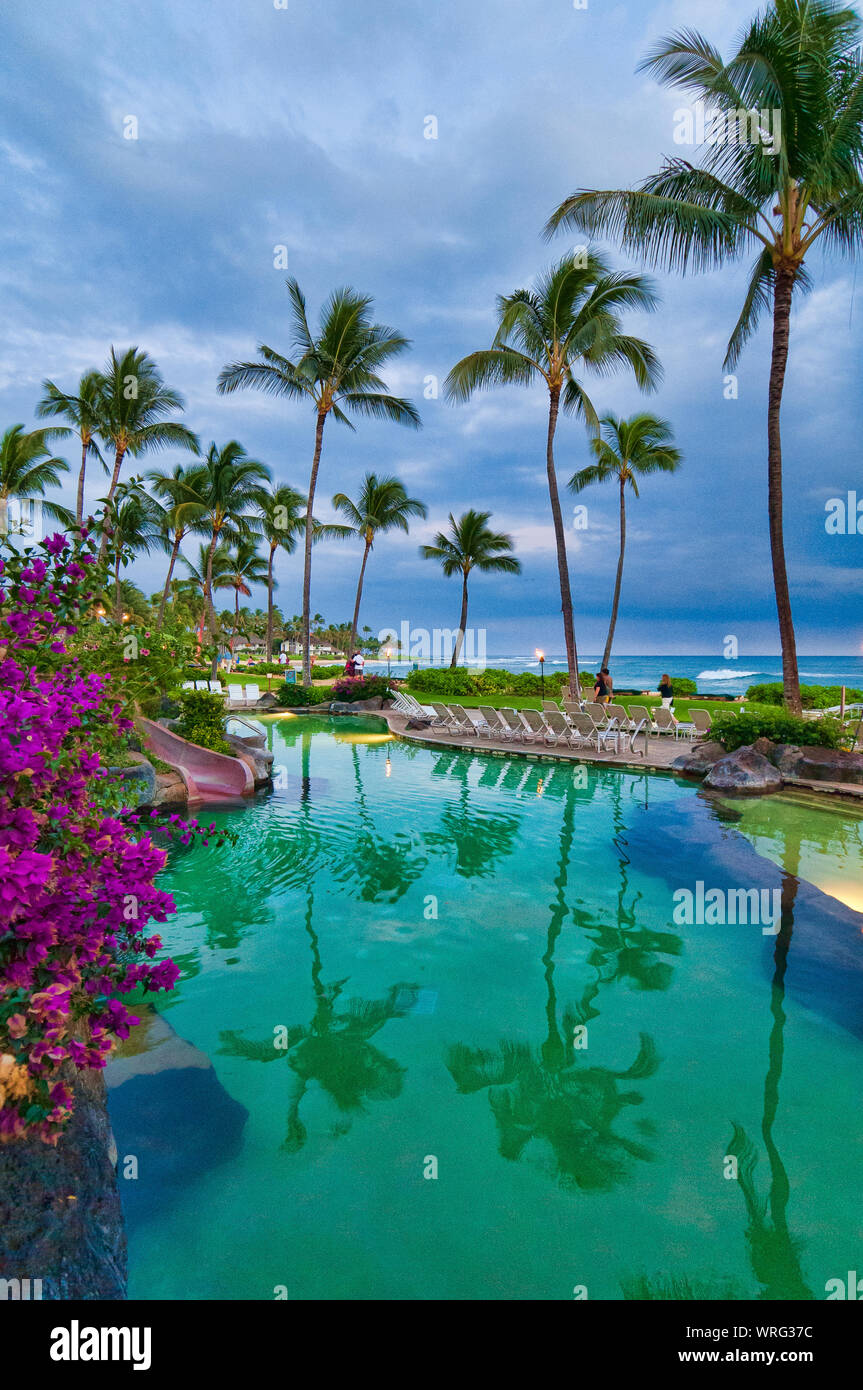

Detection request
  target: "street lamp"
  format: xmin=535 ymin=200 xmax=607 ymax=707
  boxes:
xmin=385 ymin=646 xmax=392 ymax=680
xmin=536 ymin=648 xmax=545 ymax=697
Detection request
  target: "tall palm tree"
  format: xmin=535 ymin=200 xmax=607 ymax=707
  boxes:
xmin=545 ymin=1 xmax=863 ymax=713
xmin=35 ymin=371 xmax=105 ymax=527
xmin=570 ymin=413 xmax=682 ymax=668
xmin=0 ymin=425 xmax=71 ymax=536
xmin=255 ymin=484 xmax=307 ymax=663
xmin=224 ymin=540 xmax=269 ymax=657
xmin=217 ymin=279 xmax=421 ymax=686
xmin=97 ymin=478 xmax=167 ymax=620
xmin=95 ymin=347 xmax=199 ymax=562
xmin=420 ymin=510 xmax=521 ymax=667
xmin=146 ymin=461 xmax=209 ymax=628
xmin=187 ymin=441 xmax=271 ymax=668
xmin=445 ymin=255 xmax=660 ymax=696
xmin=332 ymin=472 xmax=428 ymax=653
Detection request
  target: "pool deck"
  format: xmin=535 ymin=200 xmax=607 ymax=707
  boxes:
xmin=378 ymin=710 xmax=863 ymax=803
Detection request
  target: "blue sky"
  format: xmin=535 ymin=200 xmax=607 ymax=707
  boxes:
xmin=2 ymin=0 xmax=861 ymax=656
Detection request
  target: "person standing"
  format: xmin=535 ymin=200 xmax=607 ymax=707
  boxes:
xmin=352 ymin=650 xmax=365 ymax=679
xmin=594 ymin=668 xmax=613 ymax=705
xmin=658 ymin=674 xmax=674 ymax=710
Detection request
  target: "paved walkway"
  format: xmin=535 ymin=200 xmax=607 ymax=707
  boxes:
xmin=380 ymin=709 xmax=687 ymax=774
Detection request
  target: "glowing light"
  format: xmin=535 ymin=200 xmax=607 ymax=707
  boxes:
xmin=819 ymin=879 xmax=863 ymax=914
xmin=536 ymin=649 xmax=544 ymax=662
xmin=385 ymin=758 xmax=392 ymax=777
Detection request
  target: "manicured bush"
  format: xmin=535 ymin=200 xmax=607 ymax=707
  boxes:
xmin=274 ymin=682 xmax=335 ymax=706
xmin=711 ymin=709 xmax=845 ymax=751
xmin=745 ymin=681 xmax=863 ymax=709
xmin=175 ymin=690 xmax=232 ymax=755
xmin=670 ymin=676 xmax=698 ymax=696
xmin=405 ymin=666 xmax=578 ymax=698
xmin=331 ymin=676 xmax=391 ymax=701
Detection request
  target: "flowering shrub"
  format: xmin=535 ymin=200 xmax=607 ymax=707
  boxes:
xmin=331 ymin=676 xmax=392 ymax=702
xmin=0 ymin=531 xmax=226 ymax=1145
xmin=73 ymin=618 xmax=196 ymax=720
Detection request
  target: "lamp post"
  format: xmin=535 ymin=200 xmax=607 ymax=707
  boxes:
xmin=536 ymin=648 xmax=545 ymax=698
xmin=385 ymin=646 xmax=392 ymax=680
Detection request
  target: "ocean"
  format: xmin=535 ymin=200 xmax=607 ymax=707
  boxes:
xmin=362 ymin=653 xmax=863 ymax=698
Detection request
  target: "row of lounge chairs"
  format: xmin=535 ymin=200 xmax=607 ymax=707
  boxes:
xmin=393 ymin=689 xmax=713 ymax=750
xmin=180 ymin=680 xmax=262 ymax=709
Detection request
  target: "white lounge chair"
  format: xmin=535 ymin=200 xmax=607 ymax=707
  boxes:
xmin=497 ymin=708 xmax=527 ymax=741
xmin=676 ymin=708 xmax=712 ymax=741
xmin=227 ymin=684 xmax=245 ymax=708
xmin=543 ymin=710 xmax=581 ymax=749
xmin=245 ymin=684 xmax=261 ymax=705
xmin=627 ymin=705 xmax=657 ymax=736
xmin=449 ymin=704 xmax=483 ymax=736
xmin=429 ymin=701 xmax=458 ymax=730
xmin=519 ymin=709 xmax=556 ymax=746
xmin=479 ymin=707 xmax=515 ymax=741
xmin=568 ymin=710 xmax=621 ymax=754
xmin=652 ymin=707 xmax=679 ymax=737
xmin=542 ymin=699 xmax=561 ymax=713
xmin=181 ymin=680 xmax=194 ymax=691
xmin=208 ymin=681 xmax=224 ymax=695
xmin=194 ymin=680 xmax=209 ymax=691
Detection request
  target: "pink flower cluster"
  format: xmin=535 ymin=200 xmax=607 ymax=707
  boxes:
xmin=0 ymin=533 xmax=196 ymax=1144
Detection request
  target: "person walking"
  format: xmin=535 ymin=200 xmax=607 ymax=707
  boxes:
xmin=594 ymin=668 xmax=613 ymax=705
xmin=658 ymin=674 xmax=674 ymax=710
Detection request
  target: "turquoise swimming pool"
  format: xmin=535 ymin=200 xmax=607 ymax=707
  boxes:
xmin=108 ymin=716 xmax=863 ymax=1301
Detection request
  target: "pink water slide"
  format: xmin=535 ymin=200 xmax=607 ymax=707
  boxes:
xmin=138 ymin=718 xmax=255 ymax=804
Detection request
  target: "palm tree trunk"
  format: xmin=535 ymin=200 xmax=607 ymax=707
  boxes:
xmin=113 ymin=553 xmax=122 ymax=620
xmin=232 ymin=587 xmax=239 ymax=658
xmin=98 ymin=445 xmax=125 ymax=562
xmin=302 ymin=409 xmax=327 ymax=687
xmin=76 ymin=439 xmax=87 ymax=528
xmin=0 ymin=494 xmax=7 ymax=538
xmin=451 ymin=569 xmax=469 ymax=668
xmin=266 ymin=543 xmax=276 ymax=662
xmin=545 ymin=386 xmax=580 ymax=698
xmin=157 ymin=533 xmax=182 ymax=629
xmin=350 ymin=536 xmax=372 ymax=653
xmin=768 ymin=268 xmax=801 ymax=716
xmin=206 ymin=530 xmax=219 ymax=677
xmin=602 ymin=476 xmax=627 ymax=670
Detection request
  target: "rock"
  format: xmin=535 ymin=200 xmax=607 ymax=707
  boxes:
xmin=255 ymin=691 xmax=279 ymax=708
xmin=152 ymin=770 xmax=187 ymax=807
xmin=406 ymin=716 xmax=434 ymax=731
xmin=703 ymin=746 xmax=782 ymax=796
xmin=751 ymin=737 xmax=776 ymax=758
xmin=671 ymin=740 xmax=726 ymax=777
xmin=0 ymin=1032 xmax=126 ymax=1299
xmin=770 ymin=743 xmax=806 ymax=777
xmin=107 ymin=757 xmax=156 ymax=808
xmin=782 ymin=745 xmax=863 ymax=785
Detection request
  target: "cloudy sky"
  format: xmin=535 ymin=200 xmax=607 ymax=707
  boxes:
xmin=2 ymin=0 xmax=861 ymax=656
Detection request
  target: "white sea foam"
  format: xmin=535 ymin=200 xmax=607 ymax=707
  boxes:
xmin=696 ymin=668 xmax=763 ymax=681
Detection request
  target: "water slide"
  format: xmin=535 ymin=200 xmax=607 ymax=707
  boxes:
xmin=138 ymin=717 xmax=255 ymax=804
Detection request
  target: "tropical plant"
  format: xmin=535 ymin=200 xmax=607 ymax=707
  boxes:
xmin=217 ymin=279 xmax=421 ymax=686
xmin=97 ymin=479 xmax=167 ymax=619
xmin=332 ymin=472 xmax=427 ymax=652
xmin=186 ymin=441 xmax=271 ymax=665
xmin=35 ymin=371 xmax=105 ymax=527
xmin=95 ymin=347 xmax=198 ymax=561
xmin=419 ymin=510 xmax=521 ymax=667
xmin=145 ymin=460 xmax=209 ymax=628
xmin=445 ymin=253 xmax=660 ymax=695
xmin=179 ymin=541 xmax=235 ymax=648
xmin=223 ymin=540 xmax=269 ymax=657
xmin=175 ymin=690 xmax=233 ymax=756
xmin=545 ymin=0 xmax=863 ymax=712
xmin=711 ymin=708 xmax=845 ymax=750
xmin=570 ymin=413 xmax=681 ymax=667
xmin=0 ymin=425 xmax=71 ymax=537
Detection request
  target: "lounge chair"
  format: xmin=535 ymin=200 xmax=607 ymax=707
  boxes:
xmin=181 ymin=680 xmax=195 ymax=691
xmin=542 ymin=699 xmax=561 ymax=713
xmin=479 ymin=707 xmax=516 ymax=741
xmin=449 ymin=704 xmax=485 ymax=737
xmin=584 ymin=702 xmax=611 ymax=725
xmin=429 ymin=701 xmax=459 ymax=730
xmin=194 ymin=680 xmax=209 ymax=691
xmin=652 ymin=707 xmax=679 ymax=737
xmin=208 ymin=681 xmax=224 ymax=695
xmin=568 ymin=710 xmax=621 ymax=754
xmin=519 ymin=709 xmax=556 ymax=746
xmin=497 ymin=708 xmax=528 ymax=741
xmin=562 ymin=701 xmax=585 ymax=723
xmin=627 ymin=704 xmax=657 ymax=736
xmin=543 ymin=710 xmax=581 ymax=749
xmin=227 ymin=684 xmax=245 ymax=708
xmin=605 ymin=703 xmax=631 ymax=730
xmin=676 ymin=708 xmax=712 ymax=741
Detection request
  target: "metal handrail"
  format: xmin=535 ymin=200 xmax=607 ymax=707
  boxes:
xmin=631 ymin=718 xmax=650 ymax=758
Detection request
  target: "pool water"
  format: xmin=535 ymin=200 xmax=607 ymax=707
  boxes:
xmin=109 ymin=716 xmax=863 ymax=1301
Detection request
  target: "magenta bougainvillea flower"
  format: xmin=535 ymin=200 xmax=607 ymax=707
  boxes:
xmin=0 ymin=531 xmax=221 ymax=1145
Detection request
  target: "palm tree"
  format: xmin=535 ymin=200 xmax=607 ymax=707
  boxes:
xmin=146 ymin=461 xmax=209 ymax=628
xmin=332 ymin=473 xmax=428 ymax=652
xmin=223 ymin=540 xmax=269 ymax=658
xmin=35 ymin=371 xmax=105 ymax=527
xmin=255 ymin=485 xmax=308 ymax=662
xmin=445 ymin=255 xmax=660 ymax=696
xmin=420 ymin=510 xmax=521 ymax=667
xmin=95 ymin=347 xmax=199 ymax=562
xmin=179 ymin=542 xmax=234 ymax=649
xmin=217 ymin=279 xmax=421 ymax=686
xmin=97 ymin=479 xmax=167 ymax=619
xmin=187 ymin=441 xmax=271 ymax=668
xmin=0 ymin=425 xmax=71 ymax=536
xmin=545 ymin=1 xmax=863 ymax=712
xmin=570 ymin=413 xmax=682 ymax=668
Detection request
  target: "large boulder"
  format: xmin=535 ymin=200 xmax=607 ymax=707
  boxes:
xmin=782 ymin=745 xmax=863 ymax=785
xmin=106 ymin=755 xmax=156 ymax=809
xmin=329 ymin=697 xmax=383 ymax=713
xmin=255 ymin=691 xmax=280 ymax=708
xmin=703 ymin=745 xmax=782 ymax=796
xmin=671 ymin=740 xmax=726 ymax=777
xmin=152 ymin=769 xmax=187 ymax=807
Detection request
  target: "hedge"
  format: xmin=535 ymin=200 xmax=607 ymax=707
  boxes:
xmin=710 ymin=709 xmax=845 ymax=751
xmin=745 ymin=681 xmax=863 ymax=709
